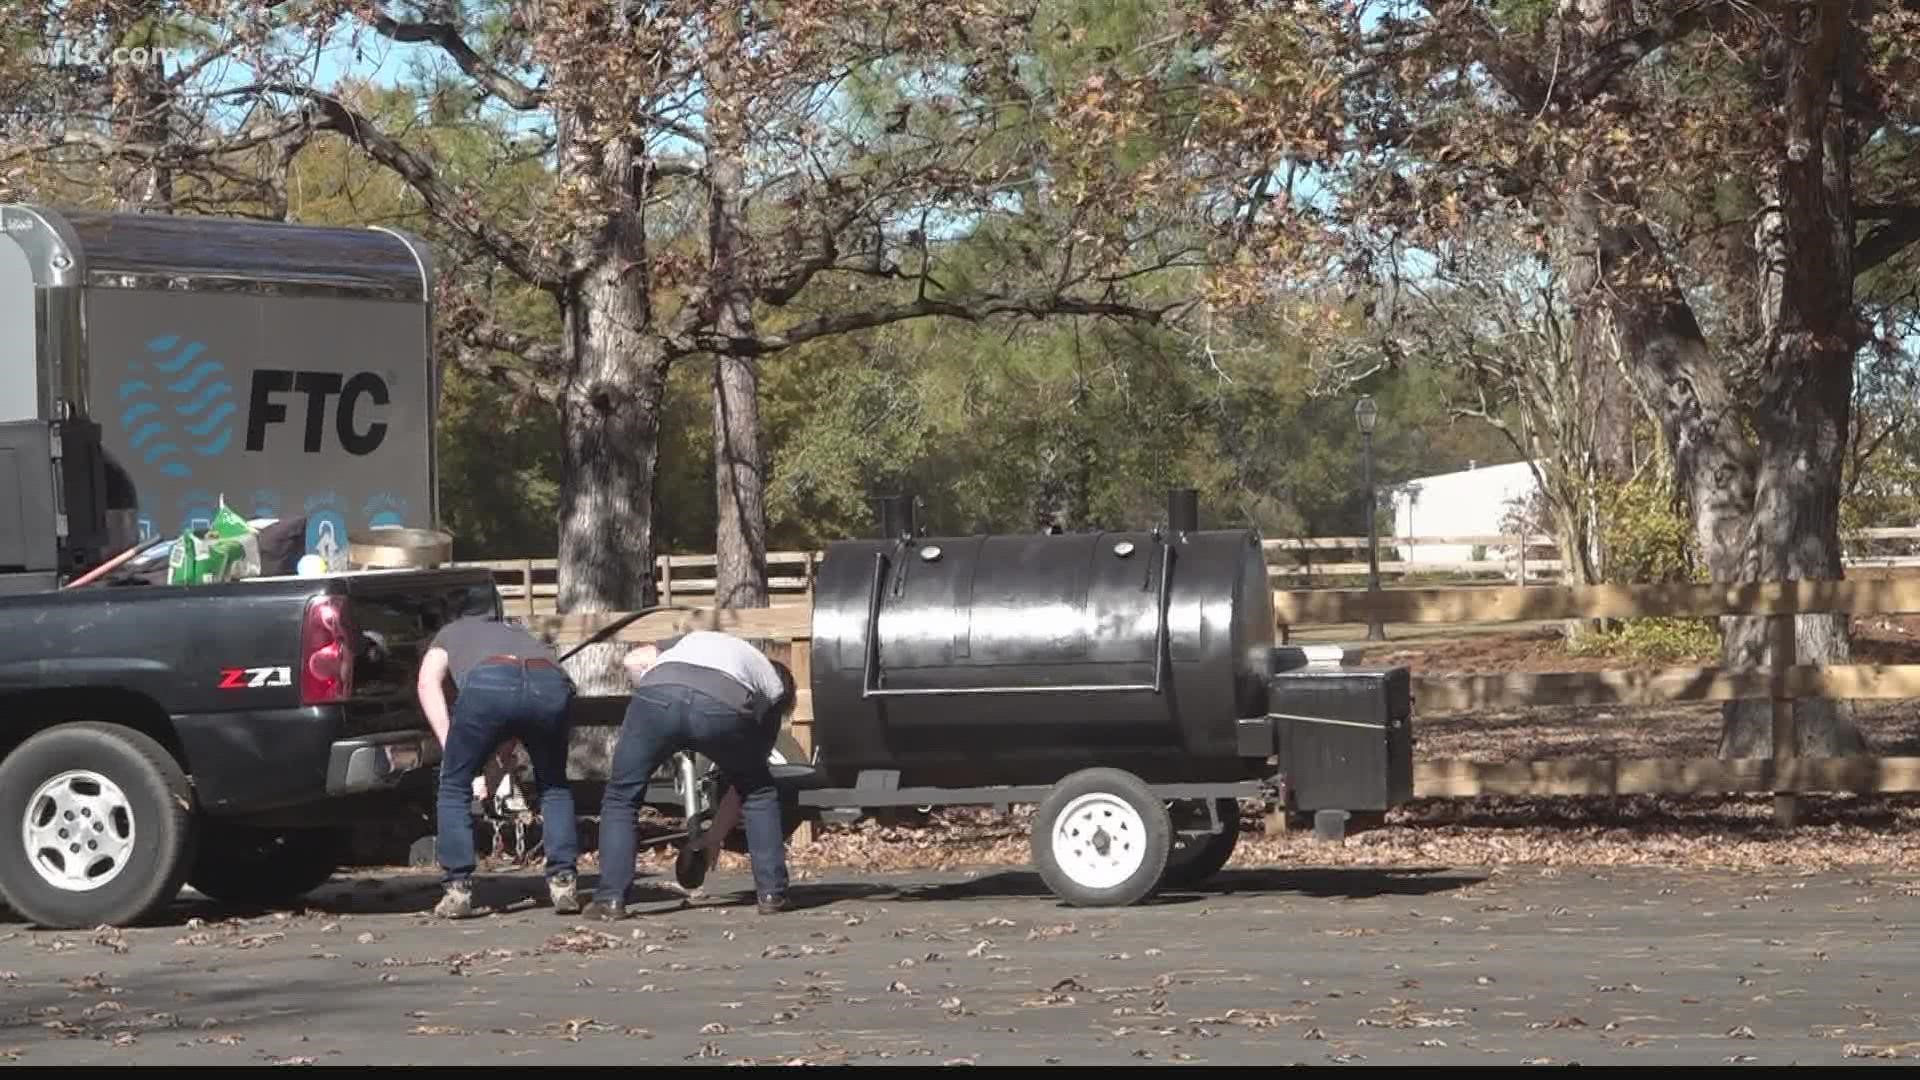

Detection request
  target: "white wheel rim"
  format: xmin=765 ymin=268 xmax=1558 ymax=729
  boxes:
xmin=21 ymin=770 xmax=137 ymax=892
xmin=1052 ymin=792 xmax=1148 ymax=890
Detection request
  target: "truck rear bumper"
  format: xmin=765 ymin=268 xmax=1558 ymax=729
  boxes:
xmin=327 ymin=731 xmax=441 ymax=796
xmin=175 ymin=706 xmax=439 ymax=817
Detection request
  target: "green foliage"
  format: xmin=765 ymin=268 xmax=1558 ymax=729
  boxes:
xmin=1489 ymin=0 xmax=1557 ymax=35
xmin=1563 ymin=616 xmax=1720 ymax=664
xmin=1593 ymin=465 xmax=1701 ymax=586
xmin=1565 ymin=444 xmax=1719 ymax=663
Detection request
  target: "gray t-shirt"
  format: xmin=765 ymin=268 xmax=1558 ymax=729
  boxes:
xmin=646 ymin=630 xmax=786 ymax=704
xmin=430 ymin=616 xmax=557 ymax=689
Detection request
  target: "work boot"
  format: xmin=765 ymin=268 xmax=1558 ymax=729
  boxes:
xmin=549 ymin=872 xmax=581 ymax=915
xmin=435 ymin=881 xmax=474 ymax=919
xmin=756 ymin=893 xmax=788 ymax=915
xmin=579 ymin=900 xmax=624 ymax=922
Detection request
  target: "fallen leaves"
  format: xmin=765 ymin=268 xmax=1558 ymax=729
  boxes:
xmin=543 ymin=1017 xmax=618 ymax=1040
xmin=66 ymin=972 xmax=119 ymax=994
xmin=1189 ymin=1009 xmax=1313 ymax=1029
xmin=541 ymin=930 xmax=624 ymax=954
xmin=1845 ymin=1042 xmax=1920 ymax=1059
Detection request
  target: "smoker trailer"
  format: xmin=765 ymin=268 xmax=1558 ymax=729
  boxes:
xmin=675 ymin=489 xmax=1415 ymax=909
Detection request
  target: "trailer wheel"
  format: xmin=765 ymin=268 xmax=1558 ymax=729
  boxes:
xmin=1163 ymin=798 xmax=1240 ymax=888
xmin=0 ymin=722 xmax=196 ymax=929
xmin=1033 ymin=768 xmax=1171 ymax=908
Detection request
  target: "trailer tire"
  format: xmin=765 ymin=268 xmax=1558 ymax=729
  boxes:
xmin=187 ymin=824 xmax=344 ymax=908
xmin=0 ymin=722 xmax=196 ymax=929
xmin=1033 ymin=768 xmax=1171 ymax=907
xmin=1163 ymin=798 xmax=1240 ymax=888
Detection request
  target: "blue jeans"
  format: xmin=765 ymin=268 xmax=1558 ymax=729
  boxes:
xmin=436 ymin=661 xmax=578 ymax=887
xmin=595 ymin=683 xmax=789 ymax=905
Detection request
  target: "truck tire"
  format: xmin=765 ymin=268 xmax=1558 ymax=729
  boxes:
xmin=1162 ymin=798 xmax=1240 ymax=888
xmin=187 ymin=825 xmax=344 ymax=908
xmin=0 ymin=722 xmax=196 ymax=929
xmin=1033 ymin=768 xmax=1171 ymax=908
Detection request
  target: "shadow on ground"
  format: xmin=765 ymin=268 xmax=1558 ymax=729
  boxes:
xmin=701 ymin=865 xmax=1486 ymax=913
xmin=1 ymin=863 xmax=1488 ymax=931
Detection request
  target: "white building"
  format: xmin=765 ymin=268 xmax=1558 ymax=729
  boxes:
xmin=1389 ymin=459 xmax=1541 ymax=565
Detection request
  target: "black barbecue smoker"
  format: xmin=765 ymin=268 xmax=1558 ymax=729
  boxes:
xmin=681 ymin=489 xmax=1414 ymax=909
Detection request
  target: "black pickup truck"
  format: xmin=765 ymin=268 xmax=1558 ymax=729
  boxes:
xmin=0 ymin=418 xmax=501 ymax=928
xmin=0 ymin=566 xmax=501 ymax=929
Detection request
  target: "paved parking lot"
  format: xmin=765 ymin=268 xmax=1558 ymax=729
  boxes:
xmin=3 ymin=861 xmax=1920 ymax=1065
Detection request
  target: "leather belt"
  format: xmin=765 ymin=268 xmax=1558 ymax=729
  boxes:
xmin=479 ymin=654 xmax=557 ymax=669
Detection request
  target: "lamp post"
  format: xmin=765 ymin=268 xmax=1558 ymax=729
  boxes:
xmin=1354 ymin=396 xmax=1385 ymax=641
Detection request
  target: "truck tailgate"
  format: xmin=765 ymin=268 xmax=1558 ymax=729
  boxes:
xmin=340 ymin=569 xmax=500 ymax=736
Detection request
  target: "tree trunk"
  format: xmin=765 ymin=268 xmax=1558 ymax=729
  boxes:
xmin=1721 ymin=3 xmax=1866 ymax=757
xmin=1556 ymin=0 xmax=1639 ymax=634
xmin=1604 ymin=230 xmax=1765 ymax=738
xmin=705 ymin=25 xmax=770 ymax=611
xmin=712 ymin=350 xmax=768 ymax=609
xmin=554 ymin=118 xmax=667 ymax=697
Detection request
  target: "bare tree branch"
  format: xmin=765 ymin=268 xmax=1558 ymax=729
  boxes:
xmin=4 ymin=112 xmax=311 ymax=163
xmin=677 ymin=292 xmax=1181 ymax=358
xmin=367 ymin=10 xmax=545 ymax=111
xmin=251 ymin=82 xmax=565 ymax=289
xmin=1856 ymin=205 xmax=1920 ymax=273
xmin=460 ymin=322 xmax=565 ymax=373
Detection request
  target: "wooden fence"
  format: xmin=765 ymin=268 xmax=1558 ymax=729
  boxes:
xmin=525 ymin=575 xmax=1920 ymax=831
xmin=458 ymin=526 xmax=1920 ymax=616
xmin=1275 ymin=578 xmax=1920 ymax=824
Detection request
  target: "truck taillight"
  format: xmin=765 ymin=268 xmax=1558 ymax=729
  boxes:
xmin=301 ymin=595 xmax=354 ymax=705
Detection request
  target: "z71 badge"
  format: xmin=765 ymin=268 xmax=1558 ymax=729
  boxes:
xmin=219 ymin=666 xmax=293 ymax=689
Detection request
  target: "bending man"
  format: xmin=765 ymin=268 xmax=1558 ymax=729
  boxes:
xmin=588 ymin=631 xmax=795 ymax=919
xmin=416 ymin=615 xmax=581 ymax=919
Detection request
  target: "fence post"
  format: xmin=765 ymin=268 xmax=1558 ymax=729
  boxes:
xmin=1770 ymin=612 xmax=1798 ymax=828
xmin=521 ymin=559 xmax=535 ymax=619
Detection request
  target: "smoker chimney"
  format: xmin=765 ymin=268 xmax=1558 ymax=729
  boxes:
xmin=874 ymin=493 xmax=917 ymax=539
xmin=1167 ymin=488 xmax=1199 ymax=534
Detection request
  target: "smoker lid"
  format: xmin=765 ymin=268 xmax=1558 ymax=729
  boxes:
xmin=0 ymin=204 xmax=432 ymax=300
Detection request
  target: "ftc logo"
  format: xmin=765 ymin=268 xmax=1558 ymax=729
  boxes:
xmin=246 ymin=369 xmax=390 ymax=455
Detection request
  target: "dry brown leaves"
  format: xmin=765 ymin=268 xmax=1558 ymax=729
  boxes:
xmin=779 ymin=788 xmax=1920 ymax=876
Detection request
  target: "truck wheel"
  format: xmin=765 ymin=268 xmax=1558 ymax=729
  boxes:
xmin=1033 ymin=768 xmax=1171 ymax=908
xmin=0 ymin=722 xmax=196 ymax=929
xmin=1162 ymin=798 xmax=1240 ymax=888
xmin=187 ymin=825 xmax=344 ymax=908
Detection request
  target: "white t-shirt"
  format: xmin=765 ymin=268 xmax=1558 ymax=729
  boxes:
xmin=650 ymin=631 xmax=786 ymax=704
